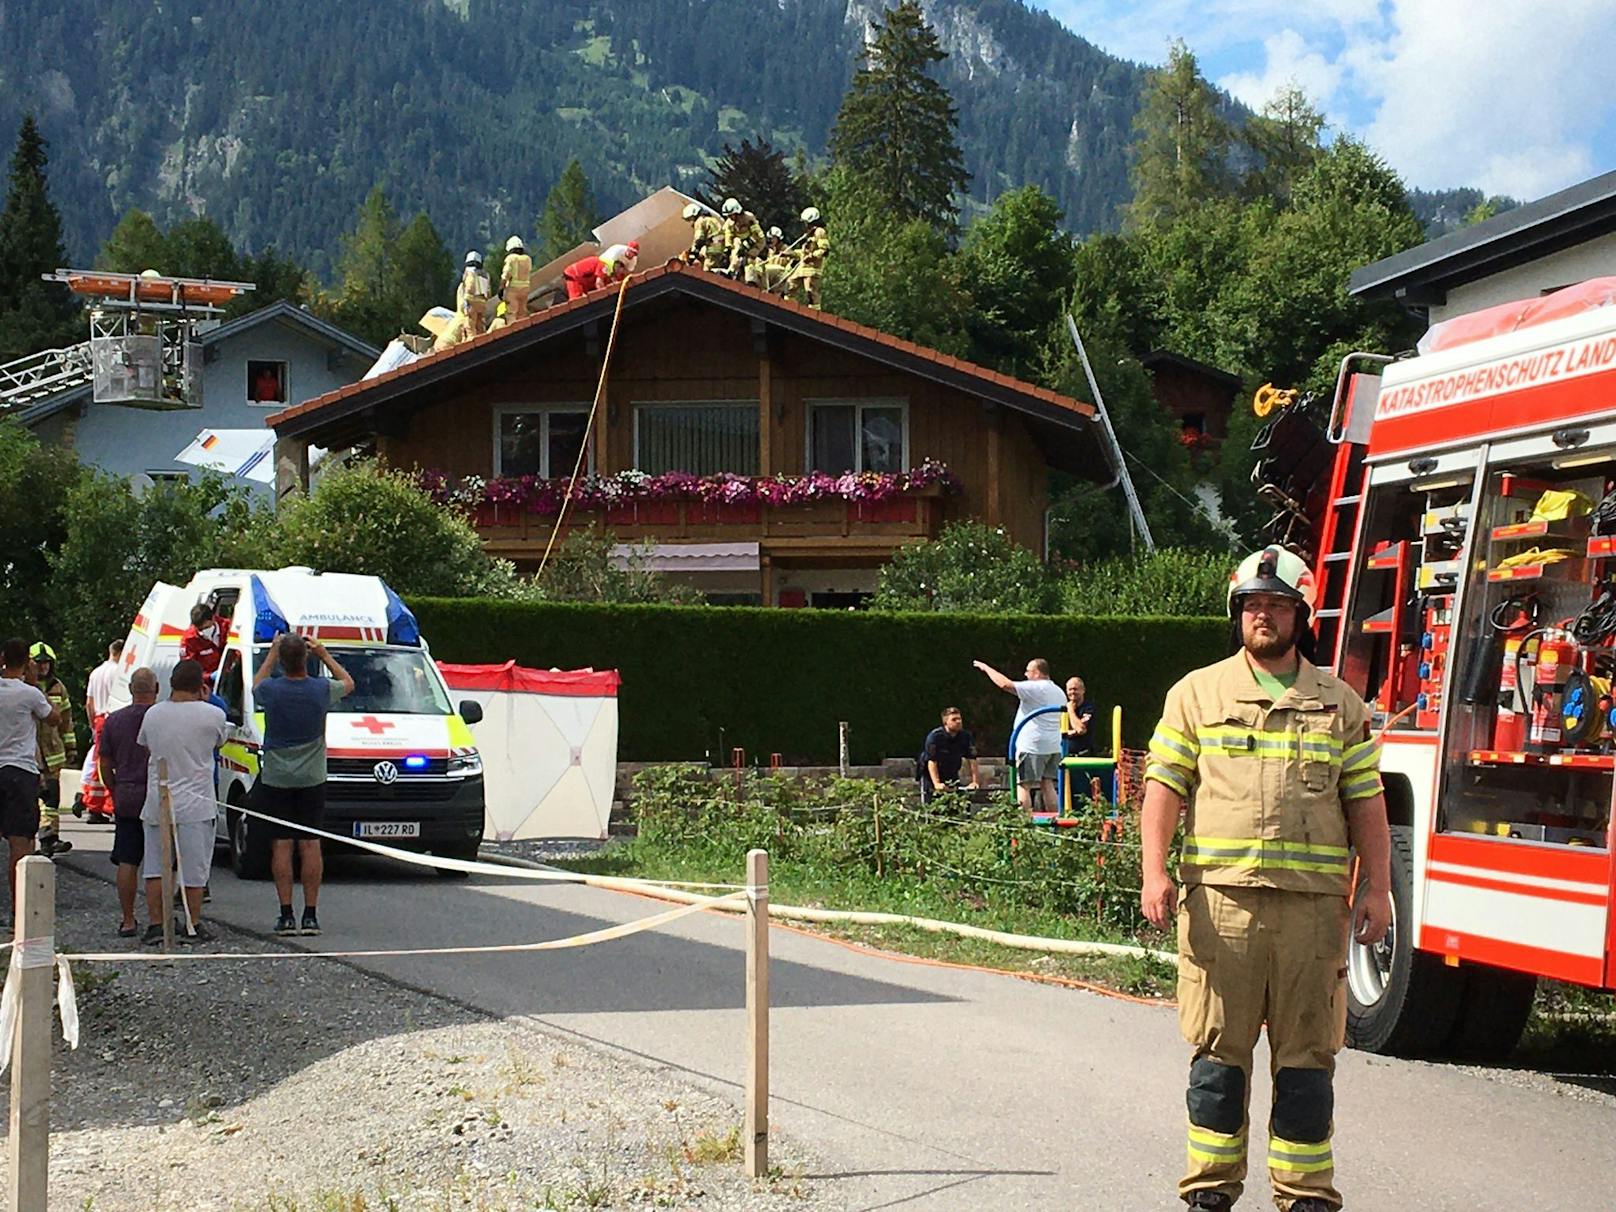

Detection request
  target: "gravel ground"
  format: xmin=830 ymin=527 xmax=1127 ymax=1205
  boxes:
xmin=1 ymin=865 xmax=834 ymax=1211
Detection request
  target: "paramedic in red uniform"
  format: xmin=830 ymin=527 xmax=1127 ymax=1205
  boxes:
xmin=179 ymin=603 xmax=223 ymax=684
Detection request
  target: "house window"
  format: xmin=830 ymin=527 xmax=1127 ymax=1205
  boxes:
xmin=495 ymin=407 xmax=592 ymax=478
xmin=247 ymin=360 xmax=287 ymax=405
xmin=808 ymin=400 xmax=906 ymax=473
xmin=635 ymin=402 xmax=758 ymax=475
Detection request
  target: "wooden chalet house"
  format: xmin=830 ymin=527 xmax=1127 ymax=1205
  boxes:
xmin=266 ymin=263 xmax=1103 ymax=606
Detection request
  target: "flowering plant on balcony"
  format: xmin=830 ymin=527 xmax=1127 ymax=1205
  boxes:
xmin=416 ymin=459 xmax=960 ymax=517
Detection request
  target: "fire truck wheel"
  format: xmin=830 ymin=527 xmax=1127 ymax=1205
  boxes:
xmin=229 ymin=802 xmax=272 ymax=881
xmin=1444 ymin=966 xmax=1537 ymax=1061
xmin=1346 ymin=826 xmax=1465 ymax=1056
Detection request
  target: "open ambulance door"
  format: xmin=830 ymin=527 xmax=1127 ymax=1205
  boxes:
xmin=112 ymin=580 xmax=198 ymax=707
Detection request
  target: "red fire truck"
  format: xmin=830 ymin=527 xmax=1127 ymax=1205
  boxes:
xmin=1254 ymin=278 xmax=1616 ymax=1058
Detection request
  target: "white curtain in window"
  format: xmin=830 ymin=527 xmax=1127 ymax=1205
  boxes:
xmin=637 ymin=403 xmax=759 ymax=475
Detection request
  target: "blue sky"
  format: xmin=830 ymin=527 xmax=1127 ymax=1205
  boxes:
xmin=1034 ymin=0 xmax=1616 ymax=201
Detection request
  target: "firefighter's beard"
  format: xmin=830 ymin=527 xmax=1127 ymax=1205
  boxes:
xmin=1242 ymin=614 xmax=1297 ymax=660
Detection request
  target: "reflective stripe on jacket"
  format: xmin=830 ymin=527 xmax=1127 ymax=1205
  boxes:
xmin=1144 ymin=652 xmax=1382 ymax=895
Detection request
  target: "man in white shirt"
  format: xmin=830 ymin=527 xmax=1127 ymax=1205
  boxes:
xmin=78 ymin=639 xmax=125 ymax=824
xmin=137 ymin=659 xmax=227 ymax=944
xmin=974 ymin=656 xmax=1066 ymax=814
xmin=0 ymin=638 xmax=59 ymax=913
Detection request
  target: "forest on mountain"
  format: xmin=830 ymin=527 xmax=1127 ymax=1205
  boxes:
xmin=0 ymin=0 xmax=1150 ymax=272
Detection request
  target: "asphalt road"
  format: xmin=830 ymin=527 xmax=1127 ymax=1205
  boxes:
xmin=56 ymin=818 xmax=1614 ymax=1211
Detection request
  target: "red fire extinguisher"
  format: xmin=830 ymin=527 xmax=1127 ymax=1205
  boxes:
xmin=1491 ymin=596 xmax=1540 ymax=752
xmin=1527 ymin=628 xmax=1578 ymax=753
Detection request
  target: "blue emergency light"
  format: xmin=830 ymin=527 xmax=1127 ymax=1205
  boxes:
xmin=403 ymin=755 xmax=428 ymax=770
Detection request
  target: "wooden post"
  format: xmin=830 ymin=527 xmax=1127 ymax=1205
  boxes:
xmin=744 ymin=849 xmax=769 ymax=1179
xmin=838 ymin=721 xmax=850 ymax=777
xmin=873 ymin=793 xmax=883 ymax=879
xmin=157 ymin=758 xmax=176 ymax=952
xmin=8 ymin=856 xmax=55 ymax=1212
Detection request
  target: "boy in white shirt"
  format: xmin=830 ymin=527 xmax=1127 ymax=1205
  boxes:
xmin=137 ymin=659 xmax=227 ymax=944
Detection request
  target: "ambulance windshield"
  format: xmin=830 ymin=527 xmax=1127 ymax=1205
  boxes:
xmin=255 ymin=646 xmax=452 ymax=716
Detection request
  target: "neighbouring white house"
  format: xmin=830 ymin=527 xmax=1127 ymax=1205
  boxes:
xmin=1351 ymin=169 xmax=1616 ymax=327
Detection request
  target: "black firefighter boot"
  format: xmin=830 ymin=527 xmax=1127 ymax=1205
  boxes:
xmin=1185 ymin=1192 xmax=1233 ymax=1211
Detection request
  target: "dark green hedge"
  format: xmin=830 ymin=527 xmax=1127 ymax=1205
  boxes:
xmin=410 ymin=599 xmax=1227 ymax=765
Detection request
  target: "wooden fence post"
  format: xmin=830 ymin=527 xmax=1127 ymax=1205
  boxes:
xmin=745 ymin=849 xmax=769 ymax=1179
xmin=837 ymin=722 xmax=850 ymax=777
xmin=157 ymin=757 xmax=176 ymax=952
xmin=873 ymin=793 xmax=883 ymax=880
xmin=8 ymin=855 xmax=55 ymax=1212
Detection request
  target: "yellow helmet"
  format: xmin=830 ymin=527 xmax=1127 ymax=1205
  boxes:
xmin=1227 ymin=547 xmax=1316 ymax=616
xmin=29 ymin=641 xmax=56 ymax=663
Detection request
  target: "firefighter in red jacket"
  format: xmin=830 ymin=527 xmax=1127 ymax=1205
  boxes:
xmin=1141 ymin=547 xmax=1392 ymax=1212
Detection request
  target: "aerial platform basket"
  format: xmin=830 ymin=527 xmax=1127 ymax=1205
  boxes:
xmin=44 ymin=267 xmax=254 ymax=410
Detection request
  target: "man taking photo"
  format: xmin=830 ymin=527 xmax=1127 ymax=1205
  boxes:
xmin=252 ymin=634 xmax=353 ymax=937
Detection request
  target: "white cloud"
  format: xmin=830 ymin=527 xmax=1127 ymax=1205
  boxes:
xmin=1347 ymin=0 xmax=1611 ymax=198
xmin=1218 ymin=29 xmax=1345 ymax=114
xmin=1037 ymin=0 xmax=1616 ymax=199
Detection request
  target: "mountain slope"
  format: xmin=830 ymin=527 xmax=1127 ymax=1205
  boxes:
xmin=0 ymin=0 xmax=1150 ymax=274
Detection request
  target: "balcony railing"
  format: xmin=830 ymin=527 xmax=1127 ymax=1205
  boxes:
xmin=472 ymin=485 xmax=945 ymax=545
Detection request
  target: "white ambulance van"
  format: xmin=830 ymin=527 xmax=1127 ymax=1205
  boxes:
xmin=117 ymin=567 xmax=485 ymax=878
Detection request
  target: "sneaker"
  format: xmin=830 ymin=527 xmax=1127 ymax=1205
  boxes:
xmin=71 ymin=794 xmax=84 ymax=819
xmin=300 ymin=910 xmax=321 ymax=937
xmin=89 ymin=812 xmax=113 ymax=825
xmin=177 ymin=922 xmax=213 ymax=945
xmin=274 ymin=912 xmax=298 ymax=937
xmin=117 ymin=923 xmax=138 ymax=939
xmin=141 ymin=924 xmax=165 ymax=946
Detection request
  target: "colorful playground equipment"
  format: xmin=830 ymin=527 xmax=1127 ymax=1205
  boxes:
xmin=1005 ymin=704 xmax=1125 ymax=826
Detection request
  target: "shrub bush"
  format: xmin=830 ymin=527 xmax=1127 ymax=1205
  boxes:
xmin=409 ymin=597 xmax=1225 ymax=764
xmin=1060 ymin=548 xmax=1232 ymax=617
xmin=872 ymin=520 xmax=1058 ymax=614
xmin=628 ymin=768 xmax=1149 ymax=934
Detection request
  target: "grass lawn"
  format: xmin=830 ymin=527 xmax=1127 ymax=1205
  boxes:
xmin=557 ymin=844 xmax=1180 ymax=1002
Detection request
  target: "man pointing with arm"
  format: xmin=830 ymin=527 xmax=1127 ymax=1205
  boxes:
xmin=1141 ymin=547 xmax=1390 ymax=1212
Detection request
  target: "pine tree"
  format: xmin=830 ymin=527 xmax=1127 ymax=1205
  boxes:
xmin=162 ymin=216 xmax=244 ymax=280
xmin=327 ymin=186 xmax=402 ymax=346
xmin=1241 ymin=85 xmax=1326 ymax=206
xmin=97 ymin=209 xmax=168 ymax=273
xmin=0 ymin=115 xmax=79 ymax=362
xmin=535 ymin=160 xmax=599 ymax=263
xmin=699 ymin=138 xmax=807 ymax=231
xmin=828 ymin=0 xmax=969 ymax=230
xmin=1126 ymin=42 xmax=1234 ymax=228
xmin=394 ymin=212 xmax=454 ymax=331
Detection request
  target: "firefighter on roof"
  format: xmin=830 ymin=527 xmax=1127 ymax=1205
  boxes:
xmin=1141 ymin=547 xmax=1391 ymax=1212
xmin=720 ymin=198 xmax=766 ymax=285
xmin=683 ymin=202 xmax=725 ymax=272
xmin=788 ymin=207 xmax=828 ymax=309
xmin=500 ymin=236 xmax=532 ymax=320
xmin=456 ymin=250 xmax=491 ymax=340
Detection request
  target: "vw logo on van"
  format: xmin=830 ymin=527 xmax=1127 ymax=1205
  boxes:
xmin=372 ymin=760 xmax=400 ymax=785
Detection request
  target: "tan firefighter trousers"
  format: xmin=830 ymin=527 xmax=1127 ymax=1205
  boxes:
xmin=1177 ymin=884 xmax=1350 ymax=1210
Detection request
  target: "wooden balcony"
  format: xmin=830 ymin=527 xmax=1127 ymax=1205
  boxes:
xmin=476 ymin=485 xmax=946 ymax=561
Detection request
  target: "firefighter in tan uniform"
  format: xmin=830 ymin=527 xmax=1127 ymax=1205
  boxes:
xmin=1141 ymin=547 xmax=1392 ymax=1212
xmin=500 ymin=236 xmax=533 ymax=320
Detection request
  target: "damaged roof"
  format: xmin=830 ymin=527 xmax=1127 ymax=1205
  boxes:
xmin=266 ymin=261 xmax=1095 ymax=440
